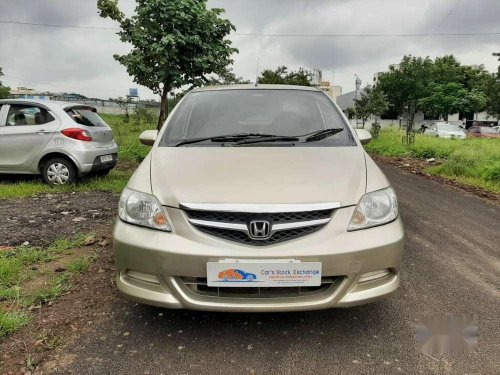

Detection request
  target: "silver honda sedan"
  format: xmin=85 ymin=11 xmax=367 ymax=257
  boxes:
xmin=114 ymin=85 xmax=404 ymax=312
xmin=0 ymin=99 xmax=118 ymax=184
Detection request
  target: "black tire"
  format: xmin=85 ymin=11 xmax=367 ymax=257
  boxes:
xmin=89 ymin=169 xmax=111 ymax=178
xmin=42 ymin=158 xmax=77 ymax=185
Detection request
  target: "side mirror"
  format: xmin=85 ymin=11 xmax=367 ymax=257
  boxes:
xmin=139 ymin=130 xmax=158 ymax=146
xmin=355 ymin=129 xmax=372 ymax=145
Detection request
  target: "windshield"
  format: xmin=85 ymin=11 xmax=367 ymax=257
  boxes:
xmin=438 ymin=124 xmax=462 ymax=132
xmin=160 ymin=89 xmax=355 ymax=147
xmin=67 ymin=107 xmax=108 ymax=127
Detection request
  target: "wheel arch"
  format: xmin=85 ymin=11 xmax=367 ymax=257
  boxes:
xmin=37 ymin=152 xmax=79 ymax=173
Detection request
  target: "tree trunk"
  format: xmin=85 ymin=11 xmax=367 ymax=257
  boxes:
xmin=157 ymin=87 xmax=170 ymax=131
xmin=407 ymin=100 xmax=416 ymax=133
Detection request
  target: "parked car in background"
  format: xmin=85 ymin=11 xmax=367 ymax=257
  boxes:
xmin=468 ymin=126 xmax=500 ymax=139
xmin=492 ymin=126 xmax=500 ymax=134
xmin=424 ymin=122 xmax=466 ymax=139
xmin=0 ymin=99 xmax=118 ymax=185
xmin=114 ymin=85 xmax=404 ymax=312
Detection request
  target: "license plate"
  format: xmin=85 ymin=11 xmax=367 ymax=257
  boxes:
xmin=207 ymin=260 xmax=322 ymax=287
xmin=100 ymin=154 xmax=113 ymax=163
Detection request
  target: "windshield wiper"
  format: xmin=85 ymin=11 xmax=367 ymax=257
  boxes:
xmin=174 ymin=128 xmax=344 ymax=147
xmin=174 ymin=133 xmax=276 ymax=147
xmin=235 ymin=128 xmax=344 ymax=145
xmin=304 ymin=128 xmax=344 ymax=142
xmin=234 ymin=135 xmax=300 ymax=146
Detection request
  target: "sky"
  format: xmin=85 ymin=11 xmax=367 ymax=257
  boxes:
xmin=0 ymin=0 xmax=499 ymax=100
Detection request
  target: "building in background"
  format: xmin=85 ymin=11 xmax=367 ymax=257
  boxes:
xmin=311 ymin=69 xmax=323 ymax=86
xmin=319 ymin=81 xmax=342 ymax=102
xmin=10 ymin=87 xmax=51 ymax=100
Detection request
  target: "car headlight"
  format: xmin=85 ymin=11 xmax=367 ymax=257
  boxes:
xmin=347 ymin=187 xmax=398 ymax=231
xmin=118 ymin=188 xmax=172 ymax=231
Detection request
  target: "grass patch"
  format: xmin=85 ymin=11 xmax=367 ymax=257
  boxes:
xmin=0 ymin=234 xmax=90 ymax=282
xmin=0 ymin=258 xmax=22 ymax=287
xmin=0 ymin=168 xmax=133 ymax=199
xmin=0 ymin=311 xmax=30 ymax=339
xmin=47 ymin=234 xmax=91 ymax=254
xmin=366 ymin=127 xmax=500 ymax=193
xmin=0 ymin=235 xmax=96 ymax=340
xmin=66 ymin=257 xmax=91 ymax=274
xmin=23 ymin=274 xmax=71 ymax=307
xmin=101 ymin=112 xmax=155 ymax=163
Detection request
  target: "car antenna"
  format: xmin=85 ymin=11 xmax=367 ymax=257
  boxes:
xmin=254 ymin=56 xmax=260 ymax=87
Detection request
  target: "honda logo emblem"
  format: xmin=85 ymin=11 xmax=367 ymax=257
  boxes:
xmin=248 ymin=220 xmax=272 ymax=240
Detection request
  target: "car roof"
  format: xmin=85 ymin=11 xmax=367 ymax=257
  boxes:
xmin=191 ymin=84 xmax=321 ymax=93
xmin=0 ymin=98 xmax=95 ymax=111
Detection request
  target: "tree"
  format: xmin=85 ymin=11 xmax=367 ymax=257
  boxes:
xmin=463 ymin=89 xmax=488 ymax=118
xmin=97 ymin=0 xmax=238 ymax=130
xmin=0 ymin=67 xmax=11 ymax=99
xmin=353 ymin=88 xmax=371 ymax=127
xmin=369 ymin=87 xmax=390 ymax=122
xmin=376 ymin=56 xmax=433 ymax=130
xmin=486 ymin=52 xmax=500 ymax=118
xmin=354 ymin=86 xmax=389 ymax=128
xmin=418 ymin=82 xmax=468 ymax=122
xmin=494 ymin=51 xmax=500 ymax=74
xmin=431 ymin=55 xmax=465 ymax=86
xmin=258 ymin=66 xmax=313 ymax=86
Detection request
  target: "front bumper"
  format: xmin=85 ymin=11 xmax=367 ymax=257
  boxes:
xmin=113 ymin=206 xmax=404 ymax=312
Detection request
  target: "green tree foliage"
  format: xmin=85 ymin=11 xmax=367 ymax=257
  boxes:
xmin=0 ymin=67 xmax=11 ymax=99
xmin=97 ymin=0 xmax=238 ymax=129
xmin=353 ymin=88 xmax=371 ymax=127
xmin=354 ymin=86 xmax=389 ymax=128
xmin=463 ymin=89 xmax=488 ymax=115
xmin=376 ymin=56 xmax=433 ymax=130
xmin=486 ymin=52 xmax=500 ymax=118
xmin=258 ymin=66 xmax=313 ymax=86
xmin=378 ymin=54 xmax=497 ymax=126
xmin=418 ymin=82 xmax=467 ymax=121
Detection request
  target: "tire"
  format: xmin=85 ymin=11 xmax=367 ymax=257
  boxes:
xmin=246 ymin=274 xmax=255 ymax=281
xmin=42 ymin=158 xmax=77 ymax=185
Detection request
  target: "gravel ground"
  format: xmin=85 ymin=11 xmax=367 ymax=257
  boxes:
xmin=0 ymin=192 xmax=119 ymax=247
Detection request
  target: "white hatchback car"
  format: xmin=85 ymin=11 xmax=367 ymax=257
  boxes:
xmin=0 ymin=99 xmax=118 ymax=185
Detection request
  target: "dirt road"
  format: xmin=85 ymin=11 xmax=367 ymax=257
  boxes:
xmin=2 ymin=164 xmax=499 ymax=374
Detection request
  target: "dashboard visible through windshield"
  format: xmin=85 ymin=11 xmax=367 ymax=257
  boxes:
xmin=160 ymin=89 xmax=355 ymax=147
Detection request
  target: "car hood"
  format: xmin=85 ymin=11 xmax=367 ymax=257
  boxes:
xmin=150 ymin=147 xmax=367 ymax=208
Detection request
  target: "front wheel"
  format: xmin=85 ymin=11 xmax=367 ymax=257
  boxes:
xmin=42 ymin=158 xmax=77 ymax=185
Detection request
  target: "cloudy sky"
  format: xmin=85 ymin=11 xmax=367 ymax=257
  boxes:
xmin=1 ymin=0 xmax=499 ymax=100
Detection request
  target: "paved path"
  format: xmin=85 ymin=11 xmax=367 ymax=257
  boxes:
xmin=51 ymin=164 xmax=500 ymax=375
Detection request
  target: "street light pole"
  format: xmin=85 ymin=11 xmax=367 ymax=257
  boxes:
xmin=354 ymin=75 xmax=362 ymax=128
